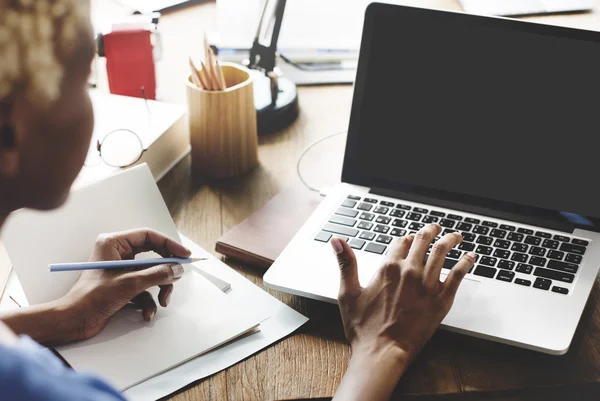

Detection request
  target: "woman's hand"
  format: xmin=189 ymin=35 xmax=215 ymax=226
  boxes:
xmin=61 ymin=228 xmax=191 ymax=341
xmin=331 ymin=223 xmax=476 ymax=401
xmin=0 ymin=228 xmax=191 ymax=346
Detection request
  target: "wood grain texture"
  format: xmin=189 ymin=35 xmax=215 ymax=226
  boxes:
xmin=187 ymin=63 xmax=259 ymax=178
xmin=87 ymin=1 xmax=600 ymax=400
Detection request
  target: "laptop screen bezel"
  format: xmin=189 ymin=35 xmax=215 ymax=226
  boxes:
xmin=341 ymin=3 xmax=600 ymax=230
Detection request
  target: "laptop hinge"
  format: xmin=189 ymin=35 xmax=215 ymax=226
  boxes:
xmin=370 ymin=187 xmax=575 ymax=234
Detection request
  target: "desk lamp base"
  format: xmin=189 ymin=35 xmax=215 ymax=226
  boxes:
xmin=251 ymin=71 xmax=299 ymax=135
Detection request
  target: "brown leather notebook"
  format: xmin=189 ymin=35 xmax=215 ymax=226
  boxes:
xmin=216 ymin=185 xmax=322 ymax=270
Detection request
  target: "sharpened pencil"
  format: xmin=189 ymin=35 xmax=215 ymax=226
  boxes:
xmin=188 ymin=57 xmax=203 ymax=88
xmin=49 ymin=257 xmax=207 ymax=272
xmin=216 ymin=60 xmax=227 ymax=90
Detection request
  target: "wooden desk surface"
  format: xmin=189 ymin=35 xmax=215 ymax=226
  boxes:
xmin=89 ymin=1 xmax=600 ymax=400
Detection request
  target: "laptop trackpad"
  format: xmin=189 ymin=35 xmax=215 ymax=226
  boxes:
xmin=441 ymin=275 xmax=480 ymax=324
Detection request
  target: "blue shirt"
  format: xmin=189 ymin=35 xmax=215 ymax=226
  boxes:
xmin=0 ymin=336 xmax=126 ymax=401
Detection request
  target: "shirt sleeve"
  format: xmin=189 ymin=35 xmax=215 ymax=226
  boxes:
xmin=0 ymin=336 xmax=127 ymax=401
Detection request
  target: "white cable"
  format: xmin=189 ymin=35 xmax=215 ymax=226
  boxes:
xmin=296 ymin=130 xmax=346 ymax=194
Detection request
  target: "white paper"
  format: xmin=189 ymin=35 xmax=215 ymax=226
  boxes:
xmin=1 ymin=164 xmax=308 ymax=399
xmin=1 ymin=164 xmax=187 ymax=305
xmin=1 ymin=233 xmax=308 ymax=400
xmin=194 ymin=264 xmax=231 ymax=292
xmin=0 ymin=269 xmax=20 ymax=312
xmin=123 ymin=234 xmax=309 ymax=401
xmin=75 ymin=92 xmax=187 ymax=189
xmin=89 ymin=92 xmax=184 ymax=154
xmin=58 ymin=268 xmax=263 ymax=390
xmin=1 ymin=165 xmax=269 ymax=390
xmin=216 ymin=0 xmax=408 ymax=51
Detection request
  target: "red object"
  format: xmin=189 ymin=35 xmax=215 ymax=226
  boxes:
xmin=102 ymin=29 xmax=156 ymax=100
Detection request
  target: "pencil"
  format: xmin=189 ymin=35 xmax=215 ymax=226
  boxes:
xmin=188 ymin=57 xmax=203 ymax=88
xmin=195 ymin=63 xmax=210 ymax=90
xmin=49 ymin=257 xmax=207 ymax=272
xmin=203 ymin=33 xmax=211 ymax=71
xmin=203 ymin=34 xmax=219 ymax=90
xmin=200 ymin=61 xmax=214 ymax=91
xmin=216 ymin=59 xmax=227 ymax=90
xmin=189 ymin=57 xmax=210 ymax=90
xmin=207 ymin=47 xmax=221 ymax=90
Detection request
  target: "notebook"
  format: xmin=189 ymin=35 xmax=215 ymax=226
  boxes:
xmin=1 ymin=164 xmax=268 ymax=390
xmin=0 ymin=242 xmax=11 ymax=300
xmin=215 ymin=185 xmax=323 ymax=270
xmin=58 ymin=268 xmax=260 ymax=390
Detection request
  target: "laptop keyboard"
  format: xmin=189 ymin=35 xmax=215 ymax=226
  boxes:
xmin=314 ymin=195 xmax=591 ymax=295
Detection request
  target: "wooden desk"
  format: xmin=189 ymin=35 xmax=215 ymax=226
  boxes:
xmin=62 ymin=1 xmax=600 ymax=399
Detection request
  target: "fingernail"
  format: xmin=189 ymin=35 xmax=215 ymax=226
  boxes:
xmin=172 ymin=264 xmax=184 ymax=279
xmin=165 ymin=291 xmax=172 ymax=306
xmin=331 ymin=238 xmax=344 ymax=255
xmin=149 ymin=310 xmax=155 ymax=321
xmin=467 ymin=252 xmax=476 ymax=260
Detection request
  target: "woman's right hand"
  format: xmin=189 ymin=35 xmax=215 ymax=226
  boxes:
xmin=0 ymin=229 xmax=191 ymax=347
xmin=331 ymin=223 xmax=476 ymax=401
xmin=62 ymin=228 xmax=191 ymax=341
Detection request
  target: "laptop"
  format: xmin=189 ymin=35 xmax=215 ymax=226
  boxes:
xmin=264 ymin=3 xmax=600 ymax=355
xmin=459 ymin=0 xmax=594 ymax=17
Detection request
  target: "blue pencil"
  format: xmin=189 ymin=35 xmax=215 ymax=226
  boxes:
xmin=49 ymin=257 xmax=206 ymax=272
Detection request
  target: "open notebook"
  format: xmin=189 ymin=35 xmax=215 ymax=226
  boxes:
xmin=1 ymin=164 xmax=267 ymax=390
xmin=0 ymin=242 xmax=10 ymax=300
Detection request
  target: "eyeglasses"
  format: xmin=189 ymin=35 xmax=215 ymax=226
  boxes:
xmin=84 ymin=129 xmax=145 ymax=168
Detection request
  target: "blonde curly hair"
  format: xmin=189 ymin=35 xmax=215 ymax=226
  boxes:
xmin=0 ymin=0 xmax=91 ymax=106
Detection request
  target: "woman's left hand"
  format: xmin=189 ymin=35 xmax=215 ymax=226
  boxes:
xmin=61 ymin=228 xmax=191 ymax=341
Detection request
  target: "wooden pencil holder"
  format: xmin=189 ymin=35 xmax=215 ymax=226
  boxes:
xmin=186 ymin=62 xmax=259 ymax=179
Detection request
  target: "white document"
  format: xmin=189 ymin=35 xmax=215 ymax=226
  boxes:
xmin=216 ymin=0 xmax=408 ymax=51
xmin=89 ymin=92 xmax=184 ymax=152
xmin=0 ymin=268 xmax=24 ymax=312
xmin=194 ymin=263 xmax=231 ymax=292
xmin=124 ymin=234 xmax=309 ymax=401
xmin=1 ymin=165 xmax=268 ymax=390
xmin=0 ymin=231 xmax=309 ymax=400
xmin=2 ymin=164 xmax=189 ymax=305
xmin=58 ymin=268 xmax=260 ymax=390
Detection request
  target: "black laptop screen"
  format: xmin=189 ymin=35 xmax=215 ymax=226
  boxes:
xmin=343 ymin=4 xmax=600 ymax=220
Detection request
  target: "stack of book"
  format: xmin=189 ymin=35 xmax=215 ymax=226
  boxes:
xmin=75 ymin=92 xmax=189 ymax=188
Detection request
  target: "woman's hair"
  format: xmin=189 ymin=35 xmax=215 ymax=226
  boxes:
xmin=0 ymin=0 xmax=90 ymax=106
